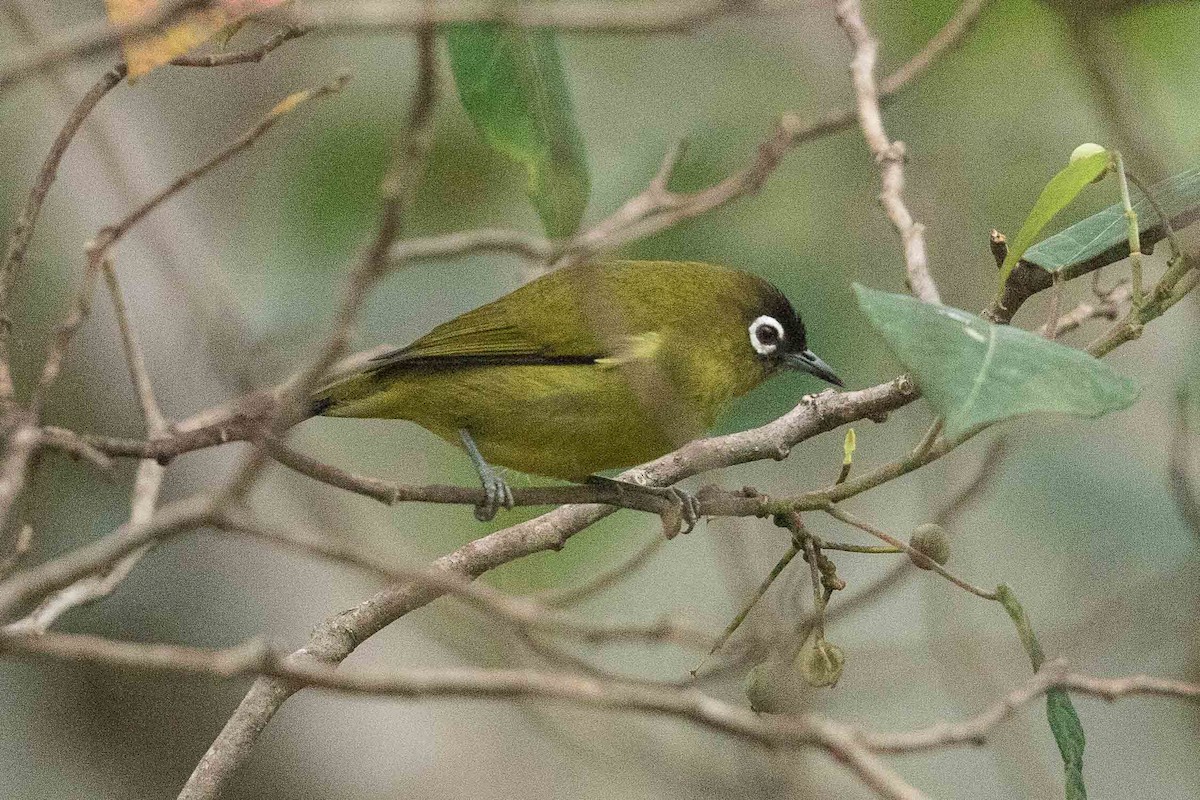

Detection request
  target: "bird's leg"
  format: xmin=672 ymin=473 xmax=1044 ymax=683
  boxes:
xmin=459 ymin=428 xmax=514 ymax=522
xmin=584 ymin=475 xmax=702 ymax=537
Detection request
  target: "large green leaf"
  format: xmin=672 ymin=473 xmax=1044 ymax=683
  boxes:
xmin=445 ymin=23 xmax=590 ymax=238
xmin=1025 ymin=165 xmax=1200 ymax=273
xmin=998 ymin=150 xmax=1111 ymax=288
xmin=854 ymin=285 xmax=1139 ymax=438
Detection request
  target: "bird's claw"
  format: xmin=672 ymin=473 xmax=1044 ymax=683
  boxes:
xmin=663 ymin=486 xmax=702 ymax=537
xmin=474 ymin=467 xmax=514 ymax=522
xmin=582 ymin=476 xmax=701 ymax=537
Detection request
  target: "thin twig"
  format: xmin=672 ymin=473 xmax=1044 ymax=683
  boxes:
xmin=28 ymin=75 xmax=352 ymax=417
xmin=820 ymin=503 xmax=998 ymax=600
xmin=834 ymin=0 xmax=940 ymax=304
xmin=2 ymin=631 xmax=1197 ymax=790
xmin=211 ymin=504 xmax=712 ymax=650
xmin=169 ymin=24 xmax=311 ymax=67
xmin=220 ymin=34 xmax=432 ymax=501
xmin=0 ymin=63 xmax=127 ymax=404
xmin=535 ymin=534 xmax=666 ymax=608
xmin=1038 ymin=281 xmax=1131 ymax=339
xmin=0 ymin=494 xmax=215 ymax=620
xmin=1168 ymin=392 xmax=1200 ymax=539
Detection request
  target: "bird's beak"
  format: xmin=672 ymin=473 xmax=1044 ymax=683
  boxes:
xmin=782 ymin=349 xmax=844 ymax=387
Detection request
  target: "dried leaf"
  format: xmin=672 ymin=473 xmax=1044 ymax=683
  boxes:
xmin=105 ymin=0 xmax=285 ymax=80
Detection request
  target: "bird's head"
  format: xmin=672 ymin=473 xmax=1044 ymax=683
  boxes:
xmin=738 ymin=276 xmax=843 ymax=388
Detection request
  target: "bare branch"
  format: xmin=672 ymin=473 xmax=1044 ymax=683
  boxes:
xmin=1038 ymin=281 xmax=1131 ymax=338
xmin=28 ymin=75 xmax=352 ymax=416
xmin=389 ymin=228 xmax=552 ymax=268
xmin=3 ymin=631 xmax=1197 ymax=800
xmin=0 ymin=494 xmax=215 ymax=622
xmin=833 ymin=0 xmax=940 ymax=304
xmin=0 ymin=63 xmax=127 ymax=404
xmin=36 ymin=426 xmax=116 ymax=475
xmin=168 ymin=24 xmax=311 ymax=67
xmin=859 ymin=659 xmax=1200 ymax=754
xmin=177 ymin=378 xmax=917 ymax=797
xmin=293 ymin=0 xmax=775 ymax=35
xmin=535 ymin=534 xmax=666 ymax=608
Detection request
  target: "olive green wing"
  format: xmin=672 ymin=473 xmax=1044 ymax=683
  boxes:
xmin=367 ymin=287 xmax=607 ymax=371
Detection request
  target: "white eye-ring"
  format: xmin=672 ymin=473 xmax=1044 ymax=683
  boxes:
xmin=749 ymin=315 xmax=785 ymax=355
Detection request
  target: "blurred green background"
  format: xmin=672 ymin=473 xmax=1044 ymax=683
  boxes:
xmin=1 ymin=0 xmax=1198 ymax=798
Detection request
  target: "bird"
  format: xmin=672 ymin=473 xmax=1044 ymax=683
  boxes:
xmin=309 ymin=260 xmax=842 ymax=524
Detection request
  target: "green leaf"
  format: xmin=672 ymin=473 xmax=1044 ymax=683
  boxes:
xmin=998 ymin=586 xmax=1088 ymax=800
xmin=1048 ymin=689 xmax=1088 ymax=800
xmin=445 ymin=23 xmax=590 ymax=238
xmin=999 ymin=150 xmax=1111 ymax=288
xmin=854 ymin=285 xmax=1139 ymax=439
xmin=1025 ymin=165 xmax=1200 ymax=273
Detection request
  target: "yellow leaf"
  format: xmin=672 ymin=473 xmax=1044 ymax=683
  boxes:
xmin=105 ymin=0 xmax=286 ymax=80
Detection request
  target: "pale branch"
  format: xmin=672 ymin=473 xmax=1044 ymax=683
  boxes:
xmin=833 ymin=0 xmax=939 ymax=304
xmin=177 ymin=380 xmax=917 ymax=799
xmin=0 ymin=1 xmax=761 ymax=99
xmin=0 ymin=63 xmax=127 ymax=404
xmin=102 ymin=266 xmax=167 ymax=433
xmin=0 ymin=523 xmax=32 ymax=580
xmin=534 ymin=533 xmax=666 ymax=608
xmin=168 ymin=23 xmax=311 ymax=67
xmin=0 ymin=415 xmax=40 ymax=555
xmin=35 ymin=426 xmax=116 ymax=475
xmin=0 ymin=626 xmax=927 ymax=800
xmin=857 ymin=658 xmax=1200 ymax=754
xmin=388 ymin=228 xmax=552 ymax=268
xmin=0 ymin=495 xmax=215 ymax=621
xmin=4 ymin=263 xmax=173 ymax=634
xmin=291 ymin=0 xmax=780 ymax=36
xmin=3 ymin=630 xmax=1198 ymax=800
xmin=27 ymin=74 xmax=352 ymax=417
xmin=212 ymin=504 xmax=714 ymax=651
xmin=877 ymin=0 xmax=991 ymax=97
xmin=3 ymin=460 xmax=164 ymax=634
xmin=1038 ymin=280 xmax=1131 ymax=338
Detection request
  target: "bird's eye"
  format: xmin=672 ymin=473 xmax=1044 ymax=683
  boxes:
xmin=748 ymin=315 xmax=785 ymax=355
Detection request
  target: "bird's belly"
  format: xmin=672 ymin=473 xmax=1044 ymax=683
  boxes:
xmin=391 ymin=365 xmax=701 ymax=480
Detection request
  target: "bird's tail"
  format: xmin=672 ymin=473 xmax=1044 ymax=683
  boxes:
xmin=308 ymin=369 xmax=400 ymax=419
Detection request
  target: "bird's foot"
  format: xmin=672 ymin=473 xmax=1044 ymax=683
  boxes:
xmin=585 ymin=476 xmax=701 ymax=538
xmin=474 ymin=464 xmax=514 ymax=522
xmin=459 ymin=428 xmax=514 ymax=522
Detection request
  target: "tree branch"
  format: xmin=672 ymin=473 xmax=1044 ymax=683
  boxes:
xmin=833 ymin=0 xmax=940 ymax=304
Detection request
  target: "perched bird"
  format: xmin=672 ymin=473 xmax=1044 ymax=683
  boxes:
xmin=310 ymin=260 xmax=842 ymax=522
